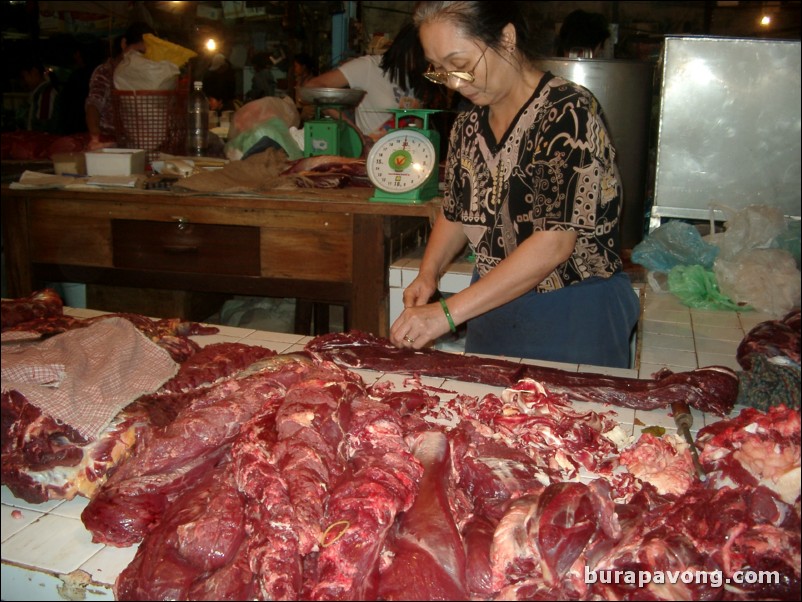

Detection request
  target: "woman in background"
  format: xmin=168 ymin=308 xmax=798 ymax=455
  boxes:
xmin=84 ymin=21 xmax=154 ymax=150
xmin=303 ymin=23 xmax=429 ymax=145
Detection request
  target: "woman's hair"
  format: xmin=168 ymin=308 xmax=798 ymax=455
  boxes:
xmin=123 ymin=21 xmax=155 ymax=46
xmin=380 ymin=22 xmax=430 ymax=93
xmin=293 ymin=52 xmax=318 ymax=76
xmin=556 ymin=10 xmax=610 ymax=57
xmin=413 ymin=1 xmax=538 ymax=64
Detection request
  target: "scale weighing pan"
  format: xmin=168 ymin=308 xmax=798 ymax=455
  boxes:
xmin=298 ymin=87 xmax=366 ymax=106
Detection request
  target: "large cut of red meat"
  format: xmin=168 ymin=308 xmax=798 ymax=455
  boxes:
xmin=736 ymin=309 xmax=801 ymax=370
xmin=1 ymin=342 xmax=273 ymax=504
xmin=305 ymin=331 xmax=740 ymax=416
xmin=1 ymin=288 xmax=63 ymax=330
xmin=82 ymin=354 xmax=320 ymax=546
xmin=377 ymin=430 xmax=469 ymax=600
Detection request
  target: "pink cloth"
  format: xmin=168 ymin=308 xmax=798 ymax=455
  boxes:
xmin=1 ymin=317 xmax=178 ymax=440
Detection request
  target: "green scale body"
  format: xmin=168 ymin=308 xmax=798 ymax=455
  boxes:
xmin=368 ymin=109 xmax=441 ymax=204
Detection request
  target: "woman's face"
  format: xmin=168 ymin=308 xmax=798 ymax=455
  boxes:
xmin=419 ymin=20 xmax=505 ymax=107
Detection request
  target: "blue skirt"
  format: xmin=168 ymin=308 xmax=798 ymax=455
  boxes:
xmin=464 ymin=272 xmax=640 ymax=368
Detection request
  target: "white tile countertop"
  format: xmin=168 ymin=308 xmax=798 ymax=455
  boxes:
xmin=1 ymin=296 xmax=768 ymax=601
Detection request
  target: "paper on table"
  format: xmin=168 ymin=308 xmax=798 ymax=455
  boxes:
xmin=9 ymin=170 xmax=84 ymax=189
xmin=70 ymin=175 xmax=141 ymax=188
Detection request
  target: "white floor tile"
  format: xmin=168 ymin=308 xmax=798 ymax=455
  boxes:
xmin=639 ymin=347 xmax=698 ymax=369
xmin=689 ymin=309 xmax=742 ymax=328
xmin=641 ymin=331 xmax=695 ymax=352
xmin=641 ymin=319 xmax=694 ymax=338
xmin=642 ymin=308 xmax=692 ymax=324
xmin=694 ymin=337 xmax=739 ymax=357
xmin=80 ymin=544 xmax=140 ymax=586
xmin=692 ymin=324 xmax=745 ymax=342
xmin=2 ymin=514 xmax=103 ymax=573
xmin=2 ymin=504 xmax=45 ymax=542
xmin=696 ymin=352 xmax=743 ymax=371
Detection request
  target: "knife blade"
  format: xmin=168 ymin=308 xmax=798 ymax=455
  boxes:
xmin=671 ymin=401 xmax=707 ymax=482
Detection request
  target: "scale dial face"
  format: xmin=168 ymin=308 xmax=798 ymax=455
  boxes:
xmin=367 ymin=129 xmax=437 ymax=193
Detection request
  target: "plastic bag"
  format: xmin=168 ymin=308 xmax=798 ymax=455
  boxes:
xmin=714 ymin=248 xmax=801 ymax=318
xmin=224 ymin=116 xmax=303 ymax=161
xmin=667 ymin=265 xmax=745 ymax=311
xmin=631 ymin=220 xmax=719 ymax=272
xmin=142 ymin=34 xmax=197 ymax=67
xmin=705 ymin=203 xmax=787 ymax=260
xmin=227 ymin=96 xmax=300 ymax=142
xmin=775 ymin=218 xmax=801 ymax=269
xmin=113 ymin=52 xmax=179 ymax=91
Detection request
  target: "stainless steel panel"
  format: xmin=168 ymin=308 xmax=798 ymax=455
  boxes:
xmin=534 ymin=58 xmax=654 ymax=249
xmin=653 ymin=36 xmax=801 ymax=223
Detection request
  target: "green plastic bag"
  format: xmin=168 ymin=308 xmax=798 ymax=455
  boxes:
xmin=667 ymin=265 xmax=748 ymax=311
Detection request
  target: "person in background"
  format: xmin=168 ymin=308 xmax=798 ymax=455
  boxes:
xmin=291 ymin=52 xmax=319 ymax=122
xmin=554 ymin=9 xmax=611 ymax=58
xmin=203 ymin=53 xmax=237 ymax=112
xmin=302 ymin=22 xmax=429 ymax=145
xmin=18 ymin=57 xmax=58 ymax=132
xmin=85 ymin=21 xmax=154 ymax=150
xmin=245 ymin=51 xmax=276 ymax=101
xmin=390 ymin=1 xmax=639 ymax=368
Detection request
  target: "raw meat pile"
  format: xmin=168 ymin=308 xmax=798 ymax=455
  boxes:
xmin=76 ymin=352 xmax=799 ymax=601
xmin=2 ymin=291 xmax=799 ymax=600
xmin=280 ymin=155 xmax=371 ymax=188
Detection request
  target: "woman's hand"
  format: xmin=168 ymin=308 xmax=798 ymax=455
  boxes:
xmin=390 ymin=274 xmax=445 ymax=349
xmin=390 ymin=301 xmax=451 ymax=350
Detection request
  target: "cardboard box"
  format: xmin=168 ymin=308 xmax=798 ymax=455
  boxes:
xmin=85 ymin=148 xmax=146 ymax=176
xmin=52 ymin=152 xmax=86 ymax=175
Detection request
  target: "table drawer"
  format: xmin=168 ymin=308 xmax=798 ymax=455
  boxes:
xmin=112 ymin=219 xmax=260 ymax=276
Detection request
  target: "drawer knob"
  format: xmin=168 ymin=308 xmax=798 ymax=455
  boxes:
xmin=172 ymin=216 xmax=190 ymax=231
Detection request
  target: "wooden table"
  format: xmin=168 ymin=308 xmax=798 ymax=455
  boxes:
xmin=1 ymin=185 xmax=438 ymax=336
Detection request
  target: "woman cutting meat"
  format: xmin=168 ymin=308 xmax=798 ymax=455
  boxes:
xmin=390 ymin=1 xmax=639 ymax=368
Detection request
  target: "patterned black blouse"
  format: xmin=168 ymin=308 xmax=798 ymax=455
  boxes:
xmin=442 ymin=72 xmax=624 ymax=292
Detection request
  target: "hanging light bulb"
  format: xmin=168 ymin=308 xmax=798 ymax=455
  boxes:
xmin=205 ymin=38 xmax=217 ymax=52
xmin=760 ymin=14 xmax=771 ymax=26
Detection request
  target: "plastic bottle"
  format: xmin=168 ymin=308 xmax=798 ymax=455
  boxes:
xmin=187 ymin=81 xmax=210 ymax=156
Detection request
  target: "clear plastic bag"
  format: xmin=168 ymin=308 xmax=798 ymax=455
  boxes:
xmin=113 ymin=52 xmax=179 ymax=91
xmin=714 ymin=249 xmax=801 ymax=318
xmin=705 ymin=203 xmax=788 ymax=260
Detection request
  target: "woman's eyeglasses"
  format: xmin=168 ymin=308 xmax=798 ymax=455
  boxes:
xmin=423 ymin=46 xmax=488 ymax=85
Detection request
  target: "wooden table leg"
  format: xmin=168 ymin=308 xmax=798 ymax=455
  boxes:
xmin=1 ymin=194 xmax=33 ymax=298
xmin=351 ymin=214 xmax=388 ymax=337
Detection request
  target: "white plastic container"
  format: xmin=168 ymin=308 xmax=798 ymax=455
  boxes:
xmin=84 ymin=148 xmax=146 ymax=176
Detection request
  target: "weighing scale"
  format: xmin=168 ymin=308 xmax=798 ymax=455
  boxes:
xmin=300 ymin=87 xmax=365 ymax=159
xmin=368 ymin=109 xmax=441 ymax=204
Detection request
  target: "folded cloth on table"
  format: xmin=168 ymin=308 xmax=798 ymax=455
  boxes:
xmin=171 ymin=147 xmax=290 ymax=194
xmin=1 ymin=317 xmax=178 ymax=440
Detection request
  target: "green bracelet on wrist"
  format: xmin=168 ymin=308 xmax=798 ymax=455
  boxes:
xmin=439 ymin=298 xmax=457 ymax=333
